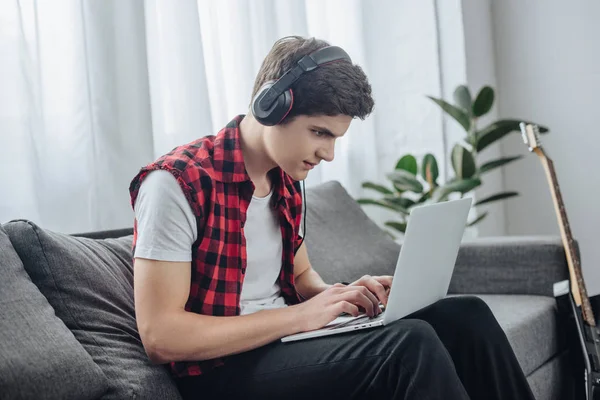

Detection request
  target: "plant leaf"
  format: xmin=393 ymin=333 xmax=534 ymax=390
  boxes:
xmin=421 ymin=153 xmax=439 ymax=187
xmin=479 ymin=155 xmax=523 ymax=174
xmin=357 ymin=199 xmax=409 ymax=214
xmin=417 ymin=191 xmax=431 ymax=203
xmin=454 ymin=85 xmax=473 ymax=114
xmin=385 ymin=221 xmax=407 ymax=233
xmin=435 ymin=178 xmax=482 ymax=201
xmin=474 ymin=191 xmax=519 ymax=206
xmin=395 ymin=154 xmax=418 ymax=175
xmin=393 ymin=183 xmax=406 ymax=194
xmin=427 ymin=96 xmax=471 ymax=132
xmin=446 ymin=178 xmax=481 ymax=193
xmin=476 ymin=119 xmax=549 ymax=152
xmin=386 ymin=170 xmax=424 ymax=193
xmin=453 ymin=85 xmax=472 ymax=113
xmin=451 ymin=144 xmax=476 ymax=179
xmin=472 ymin=86 xmax=494 ymax=117
xmin=467 ymin=211 xmax=488 ymax=227
xmin=383 ymin=196 xmax=416 ymax=210
xmin=362 ymin=182 xmax=395 ymax=195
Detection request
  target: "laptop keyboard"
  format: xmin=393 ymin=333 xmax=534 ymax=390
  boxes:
xmin=337 ymin=311 xmax=385 ymax=328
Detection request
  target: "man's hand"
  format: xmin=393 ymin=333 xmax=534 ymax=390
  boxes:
xmin=347 ymin=274 xmax=393 ymax=308
xmin=291 ymin=283 xmax=382 ymax=332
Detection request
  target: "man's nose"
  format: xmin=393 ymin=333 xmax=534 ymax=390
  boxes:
xmin=317 ymin=142 xmax=335 ymax=162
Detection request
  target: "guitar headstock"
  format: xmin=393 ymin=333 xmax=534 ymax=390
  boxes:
xmin=519 ymin=122 xmax=544 ymax=154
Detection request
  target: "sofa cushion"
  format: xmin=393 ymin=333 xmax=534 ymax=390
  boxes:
xmin=304 ymin=181 xmax=401 ymax=283
xmin=0 ymin=225 xmax=108 ymax=400
xmin=526 ymin=349 xmax=571 ymax=400
xmin=458 ymin=294 xmax=567 ymax=377
xmin=3 ymin=220 xmax=182 ymax=400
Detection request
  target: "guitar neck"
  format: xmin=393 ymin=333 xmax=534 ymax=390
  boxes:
xmin=542 ymin=156 xmax=596 ymax=327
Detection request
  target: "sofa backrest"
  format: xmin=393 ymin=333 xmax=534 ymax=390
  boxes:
xmin=304 ymin=181 xmax=401 ymax=283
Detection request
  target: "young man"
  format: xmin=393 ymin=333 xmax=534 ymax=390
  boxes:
xmin=130 ymin=36 xmax=535 ymax=399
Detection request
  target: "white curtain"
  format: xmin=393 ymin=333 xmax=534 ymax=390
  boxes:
xmin=0 ymin=0 xmax=447 ymax=234
xmin=0 ymin=0 xmax=153 ymax=233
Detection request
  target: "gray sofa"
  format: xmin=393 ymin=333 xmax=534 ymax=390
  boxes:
xmin=0 ymin=181 xmax=576 ymax=399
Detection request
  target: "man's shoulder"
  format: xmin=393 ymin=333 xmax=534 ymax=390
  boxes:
xmin=160 ymin=135 xmax=215 ymax=165
xmin=154 ymin=135 xmax=219 ymax=181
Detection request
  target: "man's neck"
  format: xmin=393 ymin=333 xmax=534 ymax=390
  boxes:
xmin=238 ymin=114 xmax=277 ymax=192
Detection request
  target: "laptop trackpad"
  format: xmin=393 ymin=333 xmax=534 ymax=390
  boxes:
xmin=325 ymin=314 xmax=364 ymax=327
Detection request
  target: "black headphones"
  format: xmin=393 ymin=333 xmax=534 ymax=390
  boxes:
xmin=251 ymin=46 xmax=352 ymax=126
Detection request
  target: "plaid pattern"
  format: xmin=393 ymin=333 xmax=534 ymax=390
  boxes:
xmin=129 ymin=115 xmax=304 ymax=378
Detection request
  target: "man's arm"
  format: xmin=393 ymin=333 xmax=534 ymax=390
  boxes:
xmin=136 ymin=257 xmax=381 ymax=365
xmin=135 ymin=258 xmax=305 ymax=365
xmin=293 ymin=242 xmax=331 ymax=299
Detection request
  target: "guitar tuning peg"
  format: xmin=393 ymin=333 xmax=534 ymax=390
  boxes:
xmin=519 ymin=122 xmax=529 ymax=145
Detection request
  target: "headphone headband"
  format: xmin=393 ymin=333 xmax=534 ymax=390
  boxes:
xmin=257 ymin=46 xmax=351 ymax=111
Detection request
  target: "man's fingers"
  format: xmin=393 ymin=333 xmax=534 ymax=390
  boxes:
xmin=340 ymin=290 xmax=376 ymax=317
xmin=363 ymin=278 xmax=389 ymax=307
xmin=337 ymin=301 xmax=359 ymax=317
xmin=355 ymin=285 xmax=381 ymax=314
xmin=354 ymin=275 xmax=388 ymax=305
xmin=372 ymin=275 xmax=393 ymax=289
xmin=354 ymin=275 xmax=393 ymax=307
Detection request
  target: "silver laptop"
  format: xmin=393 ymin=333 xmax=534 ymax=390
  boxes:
xmin=281 ymin=197 xmax=472 ymax=343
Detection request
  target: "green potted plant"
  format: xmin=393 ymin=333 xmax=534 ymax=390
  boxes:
xmin=357 ymin=84 xmax=549 ymax=236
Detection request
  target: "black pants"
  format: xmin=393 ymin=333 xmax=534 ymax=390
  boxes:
xmin=176 ymin=296 xmax=536 ymax=400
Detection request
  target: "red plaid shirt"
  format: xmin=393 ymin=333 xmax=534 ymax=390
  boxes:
xmin=129 ymin=115 xmax=304 ymax=378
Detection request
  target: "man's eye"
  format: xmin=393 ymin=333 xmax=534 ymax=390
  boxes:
xmin=312 ymin=130 xmax=325 ymax=137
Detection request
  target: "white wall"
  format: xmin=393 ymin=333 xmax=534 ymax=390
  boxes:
xmin=491 ymin=0 xmax=600 ymax=295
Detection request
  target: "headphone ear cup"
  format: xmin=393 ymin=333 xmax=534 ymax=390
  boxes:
xmin=251 ymin=82 xmax=293 ymax=126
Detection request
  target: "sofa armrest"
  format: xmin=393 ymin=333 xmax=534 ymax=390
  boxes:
xmin=448 ymin=236 xmax=571 ymax=297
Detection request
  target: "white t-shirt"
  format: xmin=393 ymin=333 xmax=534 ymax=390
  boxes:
xmin=133 ymin=169 xmax=289 ymax=315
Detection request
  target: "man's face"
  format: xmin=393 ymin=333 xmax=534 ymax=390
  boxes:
xmin=263 ymin=114 xmax=353 ymax=180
